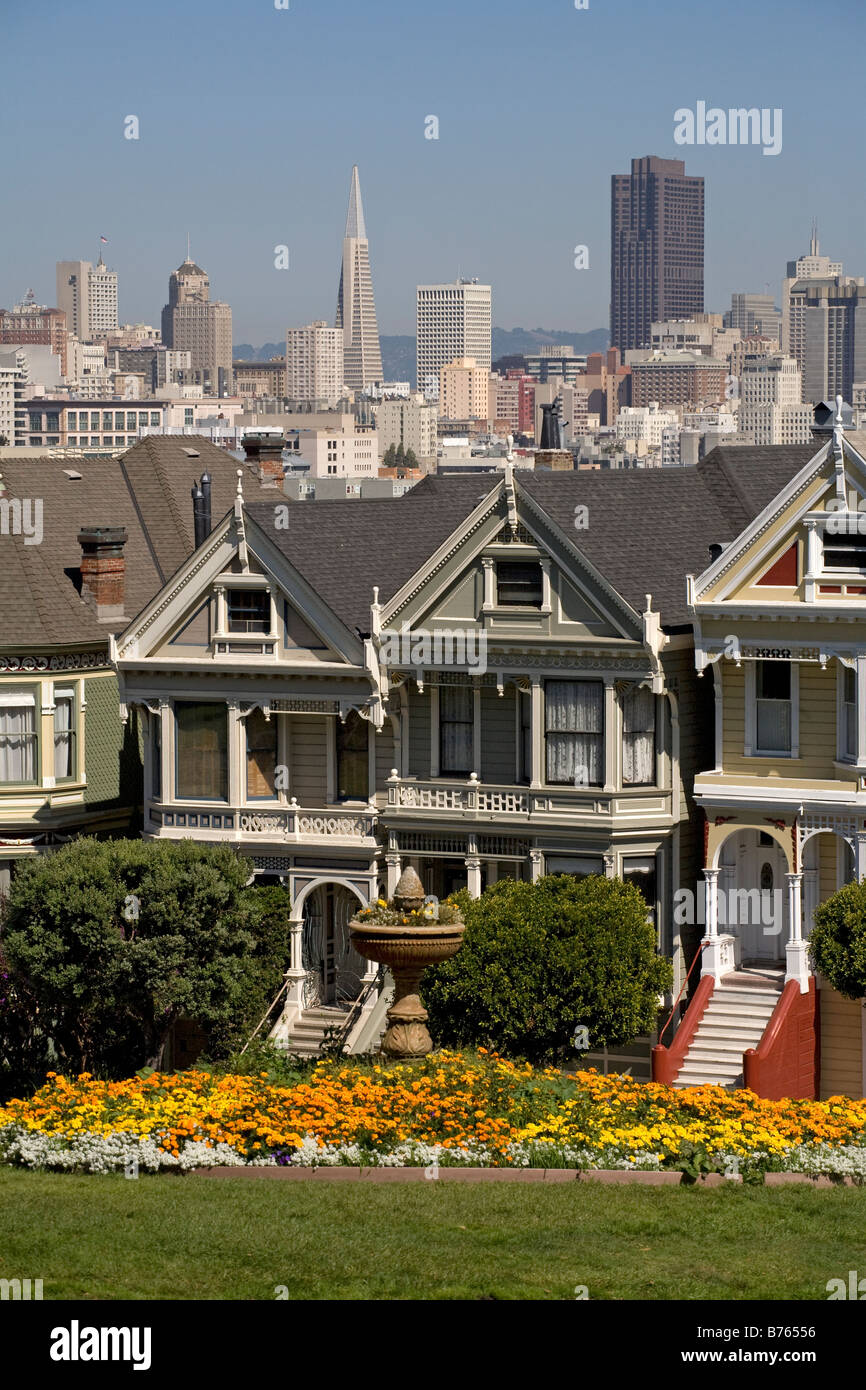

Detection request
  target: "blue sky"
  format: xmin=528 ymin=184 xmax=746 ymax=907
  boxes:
xmin=1 ymin=0 xmax=863 ymax=341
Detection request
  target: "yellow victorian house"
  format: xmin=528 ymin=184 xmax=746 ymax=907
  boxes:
xmin=655 ymin=401 xmax=866 ymax=1097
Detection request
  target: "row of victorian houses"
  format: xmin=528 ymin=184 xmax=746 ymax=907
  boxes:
xmin=1 ymin=410 xmax=865 ymax=1096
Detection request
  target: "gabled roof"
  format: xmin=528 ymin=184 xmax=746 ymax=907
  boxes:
xmin=0 ymin=436 xmax=276 ymax=649
xmin=245 ymin=475 xmax=498 ymax=635
xmin=521 ymin=445 xmax=820 ymax=625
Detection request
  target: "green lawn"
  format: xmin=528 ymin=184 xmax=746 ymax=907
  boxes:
xmin=1 ymin=1169 xmax=864 ymax=1300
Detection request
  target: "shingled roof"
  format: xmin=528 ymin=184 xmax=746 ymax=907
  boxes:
xmin=246 ymin=475 xmax=497 ymax=635
xmin=521 ymin=443 xmax=822 ymax=625
xmin=0 ymin=436 xmax=276 ymax=649
xmin=248 ymin=445 xmax=822 ymax=634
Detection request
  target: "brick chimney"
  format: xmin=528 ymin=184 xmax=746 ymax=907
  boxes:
xmin=241 ymin=432 xmax=285 ymax=484
xmin=78 ymin=526 xmax=127 ymax=622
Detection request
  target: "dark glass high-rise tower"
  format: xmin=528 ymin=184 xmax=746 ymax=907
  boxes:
xmin=610 ymin=156 xmax=704 ymax=352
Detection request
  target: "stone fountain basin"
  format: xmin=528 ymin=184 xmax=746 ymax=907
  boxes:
xmin=349 ymin=920 xmax=465 ymax=969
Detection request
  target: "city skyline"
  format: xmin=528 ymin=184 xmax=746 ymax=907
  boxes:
xmin=2 ymin=0 xmax=863 ymax=341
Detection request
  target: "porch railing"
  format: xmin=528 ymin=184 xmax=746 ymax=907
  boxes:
xmin=150 ymin=801 xmax=377 ymax=841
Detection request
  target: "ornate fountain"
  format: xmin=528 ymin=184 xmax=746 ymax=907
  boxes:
xmin=349 ymin=867 xmax=465 ymax=1057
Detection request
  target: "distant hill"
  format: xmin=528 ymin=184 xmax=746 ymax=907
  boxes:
xmin=234 ymin=326 xmax=609 ymax=382
xmin=233 ymin=342 xmax=285 ymax=362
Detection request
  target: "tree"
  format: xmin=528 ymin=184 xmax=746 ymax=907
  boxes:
xmin=423 ymin=875 xmax=672 ymax=1063
xmin=395 ymin=442 xmax=405 ymax=465
xmin=810 ymin=880 xmax=866 ymax=999
xmin=382 ymin=443 xmax=397 ymax=467
xmin=404 ymin=447 xmax=418 ymax=468
xmin=1 ymin=838 xmax=290 ymax=1077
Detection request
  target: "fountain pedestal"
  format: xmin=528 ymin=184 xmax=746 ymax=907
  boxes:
xmin=348 ymin=867 xmax=465 ymax=1058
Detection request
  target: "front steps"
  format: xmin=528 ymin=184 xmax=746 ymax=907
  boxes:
xmin=673 ymin=968 xmax=784 ymax=1089
xmin=284 ymin=1006 xmax=349 ymax=1057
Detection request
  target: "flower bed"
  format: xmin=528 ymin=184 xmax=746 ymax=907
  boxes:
xmin=1 ymin=1051 xmax=864 ymax=1177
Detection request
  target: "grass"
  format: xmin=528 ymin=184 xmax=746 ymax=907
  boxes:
xmin=1 ymin=1169 xmax=864 ymax=1300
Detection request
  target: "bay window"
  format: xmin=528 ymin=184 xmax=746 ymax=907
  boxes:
xmin=53 ymin=689 xmax=75 ymax=780
xmin=246 ymin=708 xmax=277 ymax=800
xmin=622 ymin=684 xmax=655 ymax=786
xmin=0 ymin=691 xmax=37 ymax=784
xmin=175 ymin=701 xmax=227 ymax=800
xmin=439 ymin=685 xmax=474 ymax=776
xmin=336 ymin=710 xmax=369 ymax=800
xmin=545 ymin=680 xmax=603 ymax=786
xmin=844 ymin=666 xmax=857 ymax=759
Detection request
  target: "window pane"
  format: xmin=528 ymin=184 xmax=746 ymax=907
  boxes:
xmin=227 ymin=590 xmax=270 ymax=633
xmin=622 ymin=685 xmax=655 ymax=786
xmin=0 ymin=697 xmax=37 ymax=783
xmin=54 ymin=695 xmax=74 ymax=779
xmin=152 ymin=713 xmax=161 ymax=799
xmin=757 ymin=661 xmax=790 ymax=701
xmin=246 ymin=709 xmax=277 ymax=799
xmin=545 ymin=680 xmax=603 ymax=785
xmin=439 ymin=685 xmax=473 ymax=775
xmin=175 ymin=702 xmax=227 ymax=799
xmin=336 ymin=710 xmax=368 ymax=799
xmin=756 ymin=700 xmax=791 ymax=752
xmin=496 ymin=561 xmax=543 ymax=606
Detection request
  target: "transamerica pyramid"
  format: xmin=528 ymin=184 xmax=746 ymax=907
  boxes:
xmin=335 ymin=166 xmax=384 ymax=389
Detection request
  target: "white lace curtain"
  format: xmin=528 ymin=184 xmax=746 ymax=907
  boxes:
xmin=622 ymin=684 xmax=655 ymax=786
xmin=545 ymin=680 xmax=603 ymax=785
xmin=54 ymin=693 xmax=74 ymax=780
xmin=0 ymin=692 xmax=37 ymax=783
xmin=440 ymin=685 xmax=473 ymax=774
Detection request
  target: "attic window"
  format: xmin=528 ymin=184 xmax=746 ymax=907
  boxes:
xmin=227 ymin=589 xmax=270 ymax=634
xmin=823 ymin=533 xmax=866 ymax=571
xmin=182 ymin=447 xmax=201 ymax=458
xmin=496 ymin=561 xmax=543 ymax=606
xmin=63 ymin=469 xmax=82 ymax=480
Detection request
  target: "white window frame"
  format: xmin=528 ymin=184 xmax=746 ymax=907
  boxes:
xmin=745 ymin=659 xmax=799 ymax=759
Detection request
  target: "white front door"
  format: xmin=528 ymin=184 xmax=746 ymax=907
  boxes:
xmin=719 ymin=833 xmax=787 ymax=964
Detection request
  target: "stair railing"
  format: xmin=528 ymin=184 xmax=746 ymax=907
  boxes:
xmin=658 ymin=939 xmax=708 ymax=1046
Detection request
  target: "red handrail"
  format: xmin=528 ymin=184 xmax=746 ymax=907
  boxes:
xmin=658 ymin=939 xmax=708 ymax=1045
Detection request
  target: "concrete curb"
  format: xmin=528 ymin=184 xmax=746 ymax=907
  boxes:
xmin=190 ymin=1166 xmax=743 ymax=1184
xmin=189 ymin=1166 xmax=857 ymax=1185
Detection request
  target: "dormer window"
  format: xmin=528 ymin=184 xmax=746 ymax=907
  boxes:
xmin=227 ymin=589 xmax=270 ymax=634
xmin=822 ymin=533 xmax=866 ymax=571
xmin=496 ymin=561 xmax=543 ymax=607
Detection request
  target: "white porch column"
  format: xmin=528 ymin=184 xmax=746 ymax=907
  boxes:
xmin=785 ymin=871 xmax=809 ymax=992
xmin=856 ymin=831 xmax=866 ymax=883
xmin=530 ymin=676 xmax=544 ymax=788
xmin=804 ymin=520 xmax=819 ymax=603
xmin=276 ymin=915 xmax=307 ymax=1033
xmin=385 ymin=851 xmax=402 ymax=897
xmin=465 ymin=856 xmax=482 ymax=899
xmin=529 ymin=848 xmax=544 ymax=882
xmin=701 ymin=867 xmax=736 ymax=982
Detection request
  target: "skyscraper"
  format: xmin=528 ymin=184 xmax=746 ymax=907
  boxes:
xmin=56 ymin=255 xmax=118 ymax=341
xmin=161 ymin=257 xmax=232 ymax=395
xmin=416 ymin=280 xmax=492 ymax=397
xmin=781 ymin=226 xmax=844 ymax=371
xmin=335 ymin=167 xmax=383 ymax=390
xmin=610 ymin=156 xmax=704 ymax=353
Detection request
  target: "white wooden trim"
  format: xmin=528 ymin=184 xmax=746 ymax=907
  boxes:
xmin=429 ymin=686 xmax=439 ymax=778
xmin=603 ymin=677 xmax=616 ymax=792
xmin=473 ymin=682 xmax=481 ymax=777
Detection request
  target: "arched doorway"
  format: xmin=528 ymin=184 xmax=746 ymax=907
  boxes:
xmin=801 ymin=830 xmax=855 ymax=936
xmin=301 ymin=883 xmax=369 ymax=1008
xmin=718 ymin=829 xmax=788 ymax=965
